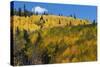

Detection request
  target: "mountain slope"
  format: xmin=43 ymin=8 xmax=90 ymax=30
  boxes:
xmin=12 ymin=15 xmax=91 ymax=33
xmin=11 ymin=15 xmax=97 ymax=65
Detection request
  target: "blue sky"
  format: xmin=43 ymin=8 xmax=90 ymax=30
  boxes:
xmin=11 ymin=1 xmax=97 ymax=22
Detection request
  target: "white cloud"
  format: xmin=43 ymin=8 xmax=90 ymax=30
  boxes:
xmin=32 ymin=6 xmax=48 ymax=14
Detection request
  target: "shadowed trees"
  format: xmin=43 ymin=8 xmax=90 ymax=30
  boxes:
xmin=11 ymin=4 xmax=33 ymax=17
xmin=41 ymin=49 xmax=51 ymax=64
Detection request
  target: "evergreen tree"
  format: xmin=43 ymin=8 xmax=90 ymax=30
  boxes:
xmin=36 ymin=12 xmax=38 ymax=15
xmin=24 ymin=4 xmax=26 ymax=17
xmin=70 ymin=14 xmax=73 ymax=17
xmin=40 ymin=16 xmax=43 ymax=21
xmin=74 ymin=14 xmax=76 ymax=19
xmin=93 ymin=20 xmax=97 ymax=25
xmin=23 ymin=29 xmax=29 ymax=42
xmin=69 ymin=21 xmax=72 ymax=26
xmin=18 ymin=8 xmax=22 ymax=16
xmin=59 ymin=19 xmax=61 ymax=24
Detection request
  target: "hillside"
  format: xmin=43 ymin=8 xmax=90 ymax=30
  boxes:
xmin=12 ymin=15 xmax=91 ymax=33
xmin=11 ymin=15 xmax=97 ymax=65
